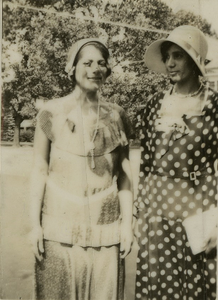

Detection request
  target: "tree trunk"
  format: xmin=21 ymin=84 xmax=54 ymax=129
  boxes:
xmin=12 ymin=114 xmax=22 ymax=147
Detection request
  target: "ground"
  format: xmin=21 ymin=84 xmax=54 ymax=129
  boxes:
xmin=1 ymin=146 xmax=140 ymax=300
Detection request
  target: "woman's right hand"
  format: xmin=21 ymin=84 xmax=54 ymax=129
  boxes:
xmin=28 ymin=225 xmax=44 ymax=261
xmin=203 ymin=226 xmax=217 ymax=254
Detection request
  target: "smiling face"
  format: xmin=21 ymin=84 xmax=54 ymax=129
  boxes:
xmin=163 ymin=43 xmax=195 ymax=84
xmin=74 ymin=45 xmax=108 ymax=92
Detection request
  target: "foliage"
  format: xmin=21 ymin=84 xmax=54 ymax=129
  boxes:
xmin=20 ymin=129 xmax=34 ymax=142
xmin=2 ymin=0 xmax=217 ymax=143
xmin=1 ymin=112 xmax=15 ymax=141
xmin=174 ymin=10 xmax=218 ymax=38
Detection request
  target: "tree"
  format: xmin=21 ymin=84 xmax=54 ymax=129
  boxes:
xmin=2 ymin=0 xmax=217 ymax=144
xmin=2 ymin=4 xmax=75 ymax=146
xmin=2 ymin=5 xmax=37 ymax=146
xmin=174 ymin=10 xmax=218 ymax=38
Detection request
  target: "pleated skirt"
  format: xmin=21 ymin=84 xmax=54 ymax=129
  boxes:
xmin=35 ymin=240 xmax=125 ymax=300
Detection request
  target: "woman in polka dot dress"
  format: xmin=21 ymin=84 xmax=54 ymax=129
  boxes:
xmin=134 ymin=25 xmax=218 ymax=300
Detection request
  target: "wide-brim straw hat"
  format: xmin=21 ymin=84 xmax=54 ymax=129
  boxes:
xmin=65 ymin=38 xmax=109 ymax=75
xmin=144 ymin=25 xmax=208 ymax=76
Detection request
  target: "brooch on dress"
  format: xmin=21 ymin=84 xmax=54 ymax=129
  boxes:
xmin=155 ymin=116 xmax=190 ymax=140
xmin=67 ymin=118 xmax=75 ymax=132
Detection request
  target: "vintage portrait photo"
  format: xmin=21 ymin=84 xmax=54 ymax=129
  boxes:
xmin=1 ymin=0 xmax=218 ymax=299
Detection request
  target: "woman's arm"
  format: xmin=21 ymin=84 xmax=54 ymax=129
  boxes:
xmin=29 ymin=121 xmax=50 ymax=261
xmin=117 ymin=146 xmax=133 ymax=259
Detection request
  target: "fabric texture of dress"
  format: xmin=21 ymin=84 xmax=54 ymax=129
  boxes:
xmin=135 ymin=85 xmax=218 ymax=300
xmin=34 ymin=96 xmax=132 ymax=300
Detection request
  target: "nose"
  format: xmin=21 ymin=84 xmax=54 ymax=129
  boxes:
xmin=92 ymin=62 xmax=100 ymax=72
xmin=166 ymin=56 xmax=175 ymax=68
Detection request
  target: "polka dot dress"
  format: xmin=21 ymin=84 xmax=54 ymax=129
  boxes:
xmin=135 ymin=86 xmax=218 ymax=300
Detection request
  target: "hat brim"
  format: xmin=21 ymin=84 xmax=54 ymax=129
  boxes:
xmin=144 ymin=38 xmax=205 ymax=76
xmin=144 ymin=39 xmax=167 ymax=74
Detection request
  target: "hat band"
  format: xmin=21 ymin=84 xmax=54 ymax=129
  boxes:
xmin=66 ymin=40 xmax=108 ymax=74
xmin=169 ymin=37 xmax=204 ymax=67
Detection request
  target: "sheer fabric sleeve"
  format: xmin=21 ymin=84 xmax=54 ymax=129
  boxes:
xmin=36 ymin=108 xmax=54 ymax=142
xmin=119 ymin=107 xmax=134 ymax=141
xmin=133 ymin=99 xmax=152 ymax=218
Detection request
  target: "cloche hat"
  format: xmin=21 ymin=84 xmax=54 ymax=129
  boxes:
xmin=65 ymin=38 xmax=109 ymax=76
xmin=144 ymin=25 xmax=208 ymax=76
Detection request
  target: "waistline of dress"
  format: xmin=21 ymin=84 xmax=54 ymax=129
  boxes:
xmin=42 ymin=214 xmax=121 ymax=247
xmin=150 ymin=169 xmax=214 ymax=181
xmin=46 ymin=177 xmax=118 ymax=204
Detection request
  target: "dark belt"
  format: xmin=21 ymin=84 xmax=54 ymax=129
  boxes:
xmin=150 ymin=169 xmax=213 ymax=181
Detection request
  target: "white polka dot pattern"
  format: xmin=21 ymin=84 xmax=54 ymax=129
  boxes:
xmin=135 ymin=87 xmax=218 ymax=299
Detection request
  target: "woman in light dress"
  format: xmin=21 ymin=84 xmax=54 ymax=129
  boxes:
xmin=29 ymin=38 xmax=133 ymax=300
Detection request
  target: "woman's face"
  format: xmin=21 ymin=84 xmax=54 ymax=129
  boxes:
xmin=164 ymin=44 xmax=194 ymax=84
xmin=75 ymin=45 xmax=108 ymax=92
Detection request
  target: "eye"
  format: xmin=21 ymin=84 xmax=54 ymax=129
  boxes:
xmin=174 ymin=52 xmax=183 ymax=59
xmin=164 ymin=54 xmax=170 ymax=62
xmin=99 ymin=60 xmax=106 ymax=67
xmin=83 ymin=62 xmax=92 ymax=67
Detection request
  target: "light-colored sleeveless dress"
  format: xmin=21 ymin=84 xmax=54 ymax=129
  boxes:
xmin=34 ymin=96 xmax=132 ymax=300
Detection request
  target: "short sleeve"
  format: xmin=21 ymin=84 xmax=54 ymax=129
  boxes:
xmin=136 ymin=93 xmax=160 ymax=141
xmin=37 ymin=109 xmax=54 ymax=142
xmin=136 ymin=107 xmax=146 ymax=141
xmin=119 ymin=108 xmax=134 ymax=141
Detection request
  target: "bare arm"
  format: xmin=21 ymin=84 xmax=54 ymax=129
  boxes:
xmin=117 ymin=146 xmax=133 ymax=258
xmin=29 ymin=121 xmax=50 ymax=260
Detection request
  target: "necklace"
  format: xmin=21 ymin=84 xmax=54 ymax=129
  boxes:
xmin=172 ymin=83 xmax=203 ymax=98
xmin=88 ymin=99 xmax=100 ymax=169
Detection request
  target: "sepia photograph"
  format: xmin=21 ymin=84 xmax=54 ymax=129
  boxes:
xmin=1 ymin=0 xmax=218 ymax=299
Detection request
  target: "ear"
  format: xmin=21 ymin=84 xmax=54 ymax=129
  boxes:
xmin=68 ymin=66 xmax=75 ymax=80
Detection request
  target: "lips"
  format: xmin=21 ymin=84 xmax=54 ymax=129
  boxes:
xmin=168 ymin=71 xmax=178 ymax=76
xmin=88 ymin=77 xmax=102 ymax=80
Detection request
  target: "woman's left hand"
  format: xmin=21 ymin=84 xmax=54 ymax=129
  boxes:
xmin=203 ymin=226 xmax=217 ymax=254
xmin=120 ymin=222 xmax=133 ymax=259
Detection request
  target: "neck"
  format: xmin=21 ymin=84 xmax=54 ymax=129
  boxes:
xmin=73 ymin=85 xmax=98 ymax=107
xmin=174 ymin=77 xmax=201 ymax=96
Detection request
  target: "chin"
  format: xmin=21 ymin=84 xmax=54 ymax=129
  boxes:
xmin=90 ymin=83 xmax=103 ymax=91
xmin=170 ymin=77 xmax=181 ymax=84
xmin=86 ymin=86 xmax=100 ymax=92
xmin=80 ymin=83 xmax=101 ymax=93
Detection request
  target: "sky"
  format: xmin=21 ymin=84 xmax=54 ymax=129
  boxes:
xmin=162 ymin=0 xmax=218 ymax=33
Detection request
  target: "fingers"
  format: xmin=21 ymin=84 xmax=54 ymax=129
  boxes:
xmin=120 ymin=239 xmax=133 ymax=259
xmin=205 ymin=238 xmax=216 ymax=254
xmin=120 ymin=225 xmax=134 ymax=258
xmin=38 ymin=238 xmax=44 ymax=254
xmin=36 ymin=238 xmax=44 ymax=261
xmin=203 ymin=227 xmax=217 ymax=254
xmin=120 ymin=248 xmax=131 ymax=259
xmin=31 ymin=238 xmax=44 ymax=261
xmin=28 ymin=227 xmax=44 ymax=261
xmin=205 ymin=239 xmax=213 ymax=254
xmin=205 ymin=244 xmax=213 ymax=254
xmin=34 ymin=245 xmax=44 ymax=261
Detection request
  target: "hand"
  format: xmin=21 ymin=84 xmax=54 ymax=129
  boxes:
xmin=28 ymin=225 xmax=44 ymax=261
xmin=132 ymin=215 xmax=139 ymax=238
xmin=132 ymin=205 xmax=139 ymax=238
xmin=120 ymin=222 xmax=133 ymax=259
xmin=203 ymin=226 xmax=217 ymax=254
